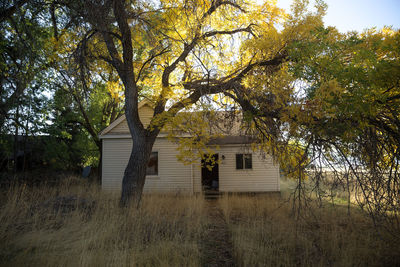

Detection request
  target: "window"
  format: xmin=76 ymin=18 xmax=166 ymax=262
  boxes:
xmin=236 ymin=153 xmax=252 ymax=169
xmin=147 ymin=152 xmax=158 ymax=175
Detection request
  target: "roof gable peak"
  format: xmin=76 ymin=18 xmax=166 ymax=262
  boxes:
xmin=99 ymin=99 xmax=154 ymax=137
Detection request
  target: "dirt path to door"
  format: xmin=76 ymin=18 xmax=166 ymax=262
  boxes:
xmin=200 ymin=199 xmax=235 ymax=267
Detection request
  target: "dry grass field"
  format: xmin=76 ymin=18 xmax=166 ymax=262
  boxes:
xmin=220 ymin=194 xmax=400 ymax=266
xmin=0 ymin=177 xmax=207 ymax=267
xmin=1 ymin=176 xmax=399 ymax=266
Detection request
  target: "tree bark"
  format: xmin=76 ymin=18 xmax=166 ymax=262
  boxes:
xmin=74 ymin=0 xmax=286 ymax=207
xmin=120 ymin=133 xmax=157 ymax=207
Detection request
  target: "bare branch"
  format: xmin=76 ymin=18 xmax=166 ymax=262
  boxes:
xmin=203 ymin=25 xmax=256 ymax=38
xmin=136 ymin=46 xmax=170 ymax=83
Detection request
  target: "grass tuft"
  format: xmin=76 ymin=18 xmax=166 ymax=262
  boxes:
xmin=220 ymin=193 xmax=400 ymax=267
xmin=0 ymin=177 xmax=206 ymax=267
xmin=1 ymin=176 xmax=399 ymax=266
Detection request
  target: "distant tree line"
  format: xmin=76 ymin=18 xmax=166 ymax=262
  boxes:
xmin=0 ymin=0 xmax=123 ymax=179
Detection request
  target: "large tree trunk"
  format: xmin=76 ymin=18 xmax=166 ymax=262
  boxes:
xmin=120 ymin=134 xmax=157 ymax=207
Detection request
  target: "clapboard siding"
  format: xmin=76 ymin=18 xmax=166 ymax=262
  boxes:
xmin=103 ymin=137 xmax=280 ymax=192
xmin=109 ymin=104 xmax=153 ymax=133
xmin=102 ymin=138 xmax=280 ymax=192
xmin=218 ymin=146 xmax=279 ymax=192
xmin=102 ymin=137 xmax=193 ymax=192
xmin=191 ymin=146 xmax=280 ymax=192
xmin=192 ymin=162 xmax=202 ymax=193
xmin=101 ymin=101 xmax=280 ymax=193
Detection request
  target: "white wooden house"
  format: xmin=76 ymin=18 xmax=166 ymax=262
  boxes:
xmin=99 ymin=101 xmax=280 ymax=193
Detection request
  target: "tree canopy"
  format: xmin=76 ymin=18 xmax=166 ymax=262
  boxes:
xmin=0 ymin=0 xmax=399 ymax=227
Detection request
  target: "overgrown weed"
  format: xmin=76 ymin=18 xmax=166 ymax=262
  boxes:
xmin=2 ymin=176 xmax=399 ymax=266
xmin=0 ymin=177 xmax=206 ymax=267
xmin=220 ymin=193 xmax=400 ymax=267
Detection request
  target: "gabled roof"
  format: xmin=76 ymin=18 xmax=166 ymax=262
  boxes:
xmin=99 ymin=114 xmax=127 ymax=137
xmin=99 ymin=99 xmax=247 ymax=139
xmin=99 ymin=99 xmax=152 ymax=137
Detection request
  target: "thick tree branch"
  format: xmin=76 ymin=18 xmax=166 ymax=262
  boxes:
xmin=150 ymin=53 xmax=287 ymax=134
xmin=136 ymin=47 xmax=170 ymax=83
xmin=112 ymin=0 xmax=133 ymax=72
xmin=203 ymin=24 xmax=256 ymax=38
xmin=100 ymin=31 xmax=124 ymax=71
xmin=183 ymin=53 xmax=286 ymax=90
xmin=368 ymin=117 xmax=400 ymax=142
xmin=50 ymin=2 xmax=59 ymax=40
xmin=112 ymin=0 xmax=144 ymax=135
xmin=156 ymin=0 xmax=250 ymax=114
xmin=202 ymin=0 xmax=246 ymax=21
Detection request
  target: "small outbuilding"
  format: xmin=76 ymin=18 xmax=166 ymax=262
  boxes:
xmin=99 ymin=101 xmax=280 ymax=193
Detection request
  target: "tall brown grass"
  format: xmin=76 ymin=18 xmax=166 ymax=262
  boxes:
xmin=0 ymin=177 xmax=206 ymax=267
xmin=219 ymin=193 xmax=400 ymax=267
xmin=2 ymin=176 xmax=399 ymax=266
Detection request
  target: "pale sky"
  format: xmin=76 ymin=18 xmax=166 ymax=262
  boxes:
xmin=276 ymin=0 xmax=400 ymax=32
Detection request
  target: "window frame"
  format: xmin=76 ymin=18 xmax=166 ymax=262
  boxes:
xmin=236 ymin=153 xmax=252 ymax=170
xmin=146 ymin=151 xmax=159 ymax=177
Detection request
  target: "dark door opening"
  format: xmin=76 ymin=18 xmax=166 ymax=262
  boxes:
xmin=201 ymin=154 xmax=219 ymax=191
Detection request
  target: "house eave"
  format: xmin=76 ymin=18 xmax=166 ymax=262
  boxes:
xmin=99 ymin=132 xmax=193 ymax=139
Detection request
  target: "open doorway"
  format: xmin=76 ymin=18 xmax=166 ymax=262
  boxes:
xmin=201 ymin=154 xmax=219 ymax=192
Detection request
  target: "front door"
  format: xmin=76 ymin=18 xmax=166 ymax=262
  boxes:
xmin=201 ymin=154 xmax=219 ymax=191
